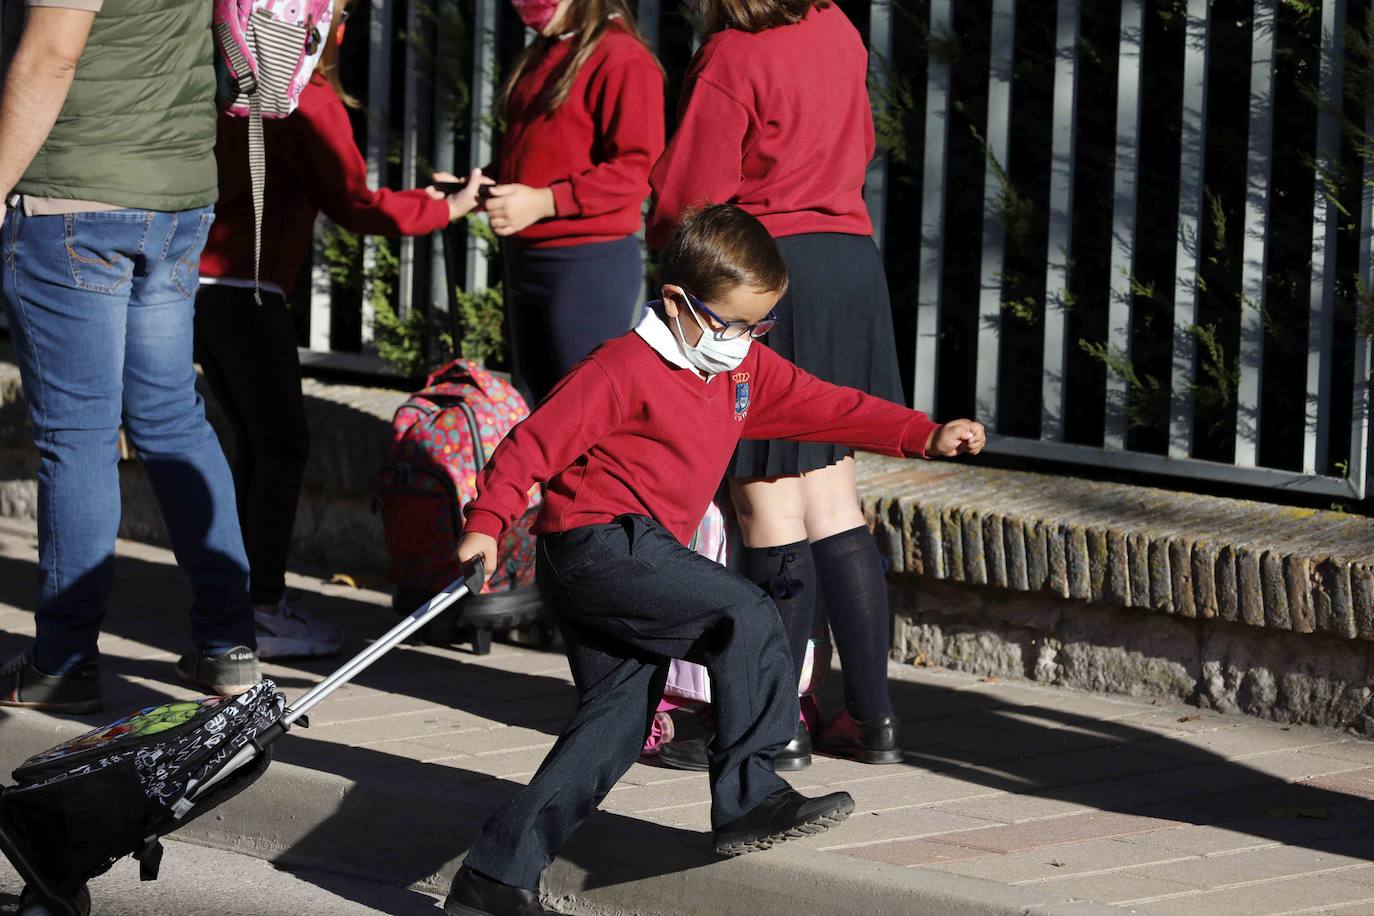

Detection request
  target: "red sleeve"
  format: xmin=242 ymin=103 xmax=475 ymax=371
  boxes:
xmin=292 ymin=84 xmax=451 ymax=238
xmin=550 ymin=54 xmax=664 ymax=219
xmin=646 ymin=73 xmax=751 ymax=249
xmin=742 ymin=346 xmax=938 ymax=458
xmin=463 ymin=358 xmax=626 ymax=539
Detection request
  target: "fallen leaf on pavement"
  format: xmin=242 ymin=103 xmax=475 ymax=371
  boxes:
xmin=1265 ymin=807 xmax=1331 ymax=820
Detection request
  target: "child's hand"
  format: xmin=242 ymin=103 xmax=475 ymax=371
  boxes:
xmin=428 ymin=168 xmax=493 ymax=223
xmin=925 ymin=419 xmax=986 ymax=458
xmin=485 ymin=183 xmax=556 ymax=236
xmin=456 ymin=531 xmax=499 ymax=582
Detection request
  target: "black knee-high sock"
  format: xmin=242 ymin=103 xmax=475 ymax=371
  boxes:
xmin=742 ymin=541 xmax=814 ymax=691
xmin=812 ymin=526 xmax=895 ymax=721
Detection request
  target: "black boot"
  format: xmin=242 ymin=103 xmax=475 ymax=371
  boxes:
xmin=774 ymin=720 xmax=812 ymax=771
xmin=713 ymin=788 xmax=854 ymax=856
xmin=445 ymin=865 xmax=552 ymax=916
xmin=814 ymin=711 xmax=903 ymax=764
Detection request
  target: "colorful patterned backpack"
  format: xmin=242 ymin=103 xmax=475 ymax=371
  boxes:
xmin=213 ymin=0 xmax=335 ymax=299
xmin=375 ymin=360 xmax=543 ymax=651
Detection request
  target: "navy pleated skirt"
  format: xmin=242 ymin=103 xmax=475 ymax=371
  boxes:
xmin=728 ymin=232 xmax=905 ymax=479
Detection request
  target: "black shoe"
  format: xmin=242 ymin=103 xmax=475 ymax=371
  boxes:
xmin=654 ymin=736 xmax=710 ymax=771
xmin=445 ymin=865 xmax=552 ymax=916
xmin=713 ymin=788 xmax=854 ymax=856
xmin=0 ymin=648 xmax=101 ymax=714
xmin=656 ymin=724 xmax=813 ymax=772
xmin=815 ymin=711 xmax=903 ymax=764
xmin=775 ymin=721 xmax=812 ymax=771
xmin=175 ymin=646 xmax=261 ymax=696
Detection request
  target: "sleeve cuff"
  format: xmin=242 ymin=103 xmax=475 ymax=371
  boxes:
xmin=549 ymin=181 xmax=578 ymax=217
xmin=900 ymin=415 xmax=940 ymax=459
xmin=462 ymin=506 xmax=506 ymax=540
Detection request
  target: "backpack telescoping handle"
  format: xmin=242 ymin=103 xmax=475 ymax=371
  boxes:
xmin=281 ymin=556 xmax=486 ymax=727
xmin=180 ymin=558 xmax=487 ymax=815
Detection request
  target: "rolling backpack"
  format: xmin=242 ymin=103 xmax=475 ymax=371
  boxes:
xmin=0 ymin=681 xmax=286 ymax=893
xmin=213 ymin=0 xmax=336 ymax=299
xmin=374 ymin=360 xmax=547 ymax=654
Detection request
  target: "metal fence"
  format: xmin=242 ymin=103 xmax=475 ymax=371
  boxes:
xmin=331 ymin=0 xmax=1370 ymax=500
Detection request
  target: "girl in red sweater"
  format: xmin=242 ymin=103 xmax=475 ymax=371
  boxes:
xmin=648 ymin=0 xmax=912 ymax=768
xmin=196 ymin=1 xmax=487 ymax=659
xmin=485 ymin=0 xmax=664 ymax=403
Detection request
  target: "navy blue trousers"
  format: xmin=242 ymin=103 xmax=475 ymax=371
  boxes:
xmin=462 ymin=515 xmax=797 ymax=889
xmin=504 ymin=235 xmax=643 ymax=404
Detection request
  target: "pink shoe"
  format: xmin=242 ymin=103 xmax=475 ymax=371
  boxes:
xmin=641 ymin=710 xmax=676 ymax=756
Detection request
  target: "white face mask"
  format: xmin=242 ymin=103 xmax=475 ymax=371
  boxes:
xmin=673 ymin=301 xmax=752 ymax=375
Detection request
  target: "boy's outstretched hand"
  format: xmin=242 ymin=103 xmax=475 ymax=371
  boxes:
xmin=456 ymin=531 xmax=499 ymax=582
xmin=925 ymin=419 xmax=987 ymax=458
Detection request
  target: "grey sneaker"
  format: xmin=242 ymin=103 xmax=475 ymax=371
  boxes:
xmin=175 ymin=645 xmax=261 ymax=696
xmin=0 ymin=647 xmax=102 ymax=714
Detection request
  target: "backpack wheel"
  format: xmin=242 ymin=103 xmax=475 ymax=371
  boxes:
xmin=18 ymin=884 xmax=89 ymax=916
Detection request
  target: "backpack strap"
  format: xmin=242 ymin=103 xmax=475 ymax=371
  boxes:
xmin=248 ymin=87 xmax=266 ymax=305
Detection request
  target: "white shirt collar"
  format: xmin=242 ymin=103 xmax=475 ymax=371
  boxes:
xmin=634 ymin=303 xmax=717 ymax=382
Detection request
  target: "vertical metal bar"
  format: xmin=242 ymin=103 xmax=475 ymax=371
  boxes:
xmin=637 ymin=0 xmax=660 ymax=52
xmin=1104 ymin=0 xmax=1145 ymax=449
xmin=1041 ymin=0 xmax=1081 ymax=442
xmin=1303 ymin=0 xmax=1346 ymax=474
xmin=431 ymin=0 xmax=458 ymax=333
xmin=398 ymin=0 xmax=421 ymax=319
xmin=363 ymin=0 xmax=394 ymax=346
xmin=466 ymin=0 xmax=497 ymax=292
xmin=913 ymin=0 xmax=952 ymax=414
xmin=309 ymin=218 xmax=333 ymax=351
xmin=1350 ymin=0 xmax=1374 ymax=498
xmin=1235 ymin=0 xmax=1277 ymax=468
xmin=1169 ymin=0 xmax=1211 ymax=458
xmin=974 ymin=0 xmax=1015 ymax=427
xmin=864 ymin=0 xmax=893 ymax=254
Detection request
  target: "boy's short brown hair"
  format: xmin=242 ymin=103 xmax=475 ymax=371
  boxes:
xmin=658 ymin=204 xmax=789 ymax=304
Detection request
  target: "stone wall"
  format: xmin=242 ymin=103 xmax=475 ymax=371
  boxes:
xmin=856 ymin=455 xmax=1374 ymax=731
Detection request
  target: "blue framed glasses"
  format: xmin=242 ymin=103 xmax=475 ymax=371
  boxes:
xmin=682 ymin=290 xmax=777 ymax=341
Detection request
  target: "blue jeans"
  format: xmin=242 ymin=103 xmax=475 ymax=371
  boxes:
xmin=1 ymin=204 xmax=255 ymax=673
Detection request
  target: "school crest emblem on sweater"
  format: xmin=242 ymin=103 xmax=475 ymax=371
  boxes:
xmin=733 ymin=372 xmax=750 ymax=421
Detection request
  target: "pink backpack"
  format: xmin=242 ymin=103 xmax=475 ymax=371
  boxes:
xmin=375 ymin=360 xmax=541 ymax=599
xmin=213 ymin=0 xmax=335 ymax=298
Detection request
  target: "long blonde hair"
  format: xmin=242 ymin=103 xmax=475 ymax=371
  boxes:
xmin=318 ymin=0 xmax=360 ymax=108
xmin=498 ymin=0 xmax=660 ymax=118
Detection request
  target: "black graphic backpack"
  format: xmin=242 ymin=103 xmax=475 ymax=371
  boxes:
xmin=0 ymin=680 xmax=285 ymax=887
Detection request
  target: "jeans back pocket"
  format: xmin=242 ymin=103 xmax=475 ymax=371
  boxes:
xmin=63 ymin=211 xmax=149 ymax=295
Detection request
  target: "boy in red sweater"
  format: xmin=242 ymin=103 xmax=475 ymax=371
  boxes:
xmin=445 ymin=205 xmax=984 ymax=916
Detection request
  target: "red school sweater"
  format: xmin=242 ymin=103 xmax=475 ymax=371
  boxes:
xmin=497 ymin=22 xmax=665 ymax=247
xmin=646 ymin=2 xmax=875 ymax=249
xmin=200 ymin=74 xmax=451 ymax=293
xmin=462 ymin=330 xmax=938 ymax=545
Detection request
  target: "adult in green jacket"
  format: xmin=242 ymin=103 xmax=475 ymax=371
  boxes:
xmin=0 ymin=0 xmax=260 ymax=713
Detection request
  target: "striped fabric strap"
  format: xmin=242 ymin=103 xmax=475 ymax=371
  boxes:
xmin=242 ymin=11 xmax=310 ymax=303
xmin=248 ymin=88 xmax=266 ymax=305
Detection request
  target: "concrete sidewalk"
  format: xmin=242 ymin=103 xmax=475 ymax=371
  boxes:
xmin=4 ymin=520 xmax=1374 ymax=915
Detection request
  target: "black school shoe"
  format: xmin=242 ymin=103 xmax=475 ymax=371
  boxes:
xmin=0 ymin=647 xmax=101 ymax=714
xmin=445 ymin=866 xmax=554 ymax=916
xmin=814 ymin=711 xmax=904 ymax=764
xmin=713 ymin=788 xmax=854 ymax=856
xmin=654 ymin=722 xmax=813 ymax=772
